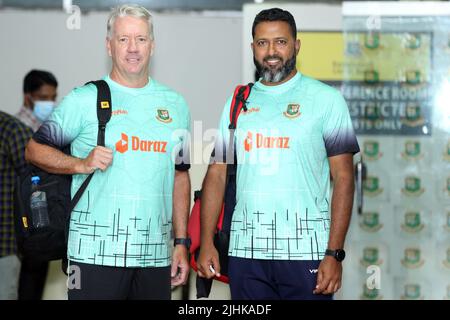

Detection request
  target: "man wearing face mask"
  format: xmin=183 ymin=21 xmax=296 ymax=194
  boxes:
xmin=14 ymin=69 xmax=57 ymax=300
xmin=16 ymin=70 xmax=58 ymax=132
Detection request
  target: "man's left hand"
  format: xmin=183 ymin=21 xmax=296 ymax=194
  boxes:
xmin=171 ymin=245 xmax=190 ymax=286
xmin=313 ymin=256 xmax=342 ymax=295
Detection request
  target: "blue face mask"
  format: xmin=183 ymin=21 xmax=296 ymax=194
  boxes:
xmin=33 ymin=100 xmax=55 ymax=122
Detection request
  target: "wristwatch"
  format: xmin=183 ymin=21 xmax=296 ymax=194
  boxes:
xmin=174 ymin=238 xmax=191 ymax=249
xmin=325 ymin=249 xmax=346 ymax=262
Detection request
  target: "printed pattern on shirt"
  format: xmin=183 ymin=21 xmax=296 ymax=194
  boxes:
xmin=214 ymin=73 xmax=359 ymax=261
xmin=32 ymin=77 xmax=191 ymax=267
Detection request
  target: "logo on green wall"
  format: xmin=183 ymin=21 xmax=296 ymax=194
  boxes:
xmin=364 ymin=70 xmax=380 ymax=85
xmin=364 ymin=32 xmax=380 ymax=49
xmin=401 ymin=247 xmax=424 ymax=269
xmin=443 ymin=248 xmax=450 ymax=269
xmin=405 ymin=70 xmax=422 ymax=85
xmin=360 ymin=247 xmax=383 ymax=266
xmin=364 ymin=176 xmax=383 ymax=197
xmin=446 ymin=177 xmax=450 ymax=196
xmin=402 ymin=176 xmax=424 ymax=196
xmin=361 ymin=284 xmax=382 ymax=300
xmin=404 ymin=33 xmax=421 ymax=49
xmin=401 ymin=212 xmax=424 ymax=233
xmin=444 ymin=140 xmax=450 ymax=161
xmin=363 ymin=141 xmax=382 ymax=161
xmin=401 ymin=284 xmax=423 ymax=300
xmin=401 ymin=141 xmax=423 ymax=160
xmin=360 ymin=212 xmax=383 ymax=232
xmin=401 ymin=104 xmax=425 ymax=127
xmin=445 ymin=212 xmax=450 ymax=231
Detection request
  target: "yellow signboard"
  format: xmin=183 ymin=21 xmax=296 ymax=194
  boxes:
xmin=297 ymin=32 xmax=344 ymax=81
xmin=297 ymin=31 xmax=431 ymax=82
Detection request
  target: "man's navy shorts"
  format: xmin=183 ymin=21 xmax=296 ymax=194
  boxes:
xmin=229 ymin=256 xmax=333 ymax=300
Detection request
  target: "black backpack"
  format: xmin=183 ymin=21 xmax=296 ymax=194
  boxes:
xmin=14 ymin=80 xmax=112 ymax=264
xmin=187 ymin=83 xmax=253 ymax=298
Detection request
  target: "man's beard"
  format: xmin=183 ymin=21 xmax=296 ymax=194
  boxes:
xmin=254 ymin=53 xmax=296 ymax=83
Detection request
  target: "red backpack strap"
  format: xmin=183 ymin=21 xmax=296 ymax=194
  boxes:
xmin=224 ymin=83 xmax=253 ymax=164
xmin=229 ymin=83 xmax=253 ymax=129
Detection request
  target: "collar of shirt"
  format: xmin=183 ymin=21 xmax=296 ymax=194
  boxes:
xmin=15 ymin=106 xmax=41 ymax=132
xmin=254 ymin=71 xmax=302 ymax=94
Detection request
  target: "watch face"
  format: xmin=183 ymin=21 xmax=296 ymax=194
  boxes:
xmin=336 ymin=250 xmax=346 ymax=261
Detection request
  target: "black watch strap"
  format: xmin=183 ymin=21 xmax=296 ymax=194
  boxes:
xmin=174 ymin=238 xmax=191 ymax=249
xmin=325 ymin=249 xmax=346 ymax=262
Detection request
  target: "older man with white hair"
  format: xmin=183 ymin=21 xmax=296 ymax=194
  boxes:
xmin=26 ymin=4 xmax=191 ymax=300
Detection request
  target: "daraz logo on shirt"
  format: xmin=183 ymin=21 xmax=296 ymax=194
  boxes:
xmin=115 ymin=133 xmax=168 ymax=154
xmin=243 ymin=132 xmax=290 ymax=152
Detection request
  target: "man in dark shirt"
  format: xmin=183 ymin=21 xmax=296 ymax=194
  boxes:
xmin=0 ymin=111 xmax=33 ymax=299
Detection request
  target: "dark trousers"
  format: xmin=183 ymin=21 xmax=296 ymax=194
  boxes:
xmin=18 ymin=257 xmax=49 ymax=300
xmin=67 ymin=261 xmax=171 ymax=300
xmin=228 ymin=256 xmax=333 ymax=300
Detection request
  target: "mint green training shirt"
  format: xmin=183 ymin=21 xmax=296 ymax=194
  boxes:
xmin=33 ymin=76 xmax=191 ymax=267
xmin=214 ymin=72 xmax=359 ymax=261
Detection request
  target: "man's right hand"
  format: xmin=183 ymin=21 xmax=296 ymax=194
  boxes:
xmin=79 ymin=146 xmax=113 ymax=174
xmin=197 ymin=244 xmax=221 ymax=279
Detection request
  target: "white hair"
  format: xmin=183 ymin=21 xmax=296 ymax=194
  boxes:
xmin=107 ymin=4 xmax=154 ymax=40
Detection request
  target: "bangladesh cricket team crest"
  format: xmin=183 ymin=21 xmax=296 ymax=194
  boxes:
xmin=156 ymin=109 xmax=172 ymax=123
xmin=401 ymin=103 xmax=425 ymax=127
xmin=364 ymin=70 xmax=380 ymax=85
xmin=283 ymin=103 xmax=301 ymax=119
xmin=364 ymin=103 xmax=381 ymax=120
xmin=445 ymin=212 xmax=450 ymax=231
xmin=443 ymin=248 xmax=450 ymax=269
xmin=364 ymin=176 xmax=383 ymax=197
xmin=363 ymin=141 xmax=382 ymax=161
xmin=401 ymin=211 xmax=424 ymax=233
xmin=401 ymin=284 xmax=423 ymax=300
xmin=402 ymin=176 xmax=424 ymax=197
xmin=444 ymin=140 xmax=450 ymax=162
xmin=360 ymin=284 xmax=382 ymax=300
xmin=401 ymin=247 xmax=424 ymax=269
xmin=360 ymin=211 xmax=383 ymax=232
xmin=401 ymin=140 xmax=423 ymax=160
xmin=364 ymin=32 xmax=380 ymax=49
xmin=446 ymin=177 xmax=450 ymax=197
xmin=360 ymin=247 xmax=383 ymax=266
xmin=405 ymin=70 xmax=421 ymax=85
xmin=404 ymin=33 xmax=421 ymax=49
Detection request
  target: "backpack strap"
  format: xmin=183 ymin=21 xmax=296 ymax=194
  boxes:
xmin=69 ymin=80 xmax=112 ymax=212
xmin=228 ymin=83 xmax=253 ymax=130
xmin=225 ymin=83 xmax=253 ymax=164
xmin=92 ymin=80 xmax=112 ymax=146
xmin=221 ymin=83 xmax=253 ymax=235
